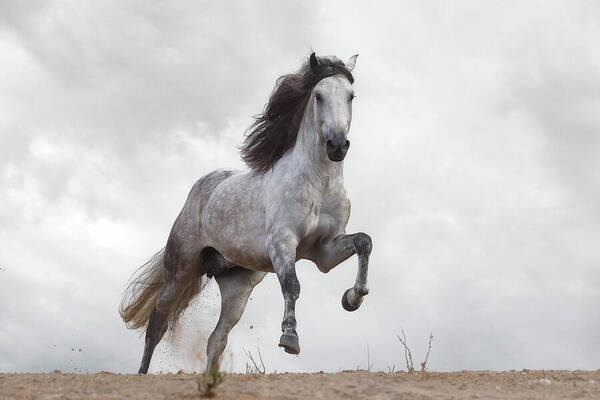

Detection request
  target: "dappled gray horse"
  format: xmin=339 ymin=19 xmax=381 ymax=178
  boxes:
xmin=120 ymin=53 xmax=372 ymax=374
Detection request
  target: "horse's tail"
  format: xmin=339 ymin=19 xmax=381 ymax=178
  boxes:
xmin=119 ymin=249 xmax=166 ymax=330
xmin=119 ymin=248 xmax=209 ymax=332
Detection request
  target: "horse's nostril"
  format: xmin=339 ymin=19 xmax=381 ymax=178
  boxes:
xmin=326 ymin=140 xmax=335 ymax=150
xmin=344 ymin=140 xmax=350 ymax=150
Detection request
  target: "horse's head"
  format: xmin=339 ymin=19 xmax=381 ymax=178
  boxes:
xmin=310 ymin=53 xmax=358 ymax=162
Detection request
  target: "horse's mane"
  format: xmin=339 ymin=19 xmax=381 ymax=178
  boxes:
xmin=240 ymin=53 xmax=354 ymax=175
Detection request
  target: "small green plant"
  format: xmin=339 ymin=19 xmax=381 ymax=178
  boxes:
xmin=196 ymin=370 xmax=225 ymax=398
xmin=396 ymin=329 xmax=433 ymax=377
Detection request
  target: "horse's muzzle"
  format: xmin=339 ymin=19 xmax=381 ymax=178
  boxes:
xmin=326 ymin=139 xmax=350 ymax=162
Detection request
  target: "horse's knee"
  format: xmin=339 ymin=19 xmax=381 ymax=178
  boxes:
xmin=144 ymin=307 xmax=169 ymax=348
xmin=207 ymin=328 xmax=228 ymax=353
xmin=353 ymin=232 xmax=372 ymax=255
xmin=280 ymin=270 xmax=300 ymax=301
xmin=206 ymin=308 xmax=240 ymax=371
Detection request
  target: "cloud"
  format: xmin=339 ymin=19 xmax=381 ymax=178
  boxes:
xmin=0 ymin=0 xmax=320 ymax=373
xmin=1 ymin=0 xmax=599 ymax=374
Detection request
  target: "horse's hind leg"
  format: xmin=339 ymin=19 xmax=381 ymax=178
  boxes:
xmin=138 ymin=279 xmax=184 ymax=373
xmin=207 ymin=267 xmax=266 ymax=374
xmin=138 ymin=247 xmax=200 ymax=374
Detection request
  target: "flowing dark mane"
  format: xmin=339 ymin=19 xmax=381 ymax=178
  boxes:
xmin=241 ymin=53 xmax=354 ymax=174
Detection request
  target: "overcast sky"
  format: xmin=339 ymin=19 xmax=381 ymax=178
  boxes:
xmin=1 ymin=1 xmax=599 ymax=374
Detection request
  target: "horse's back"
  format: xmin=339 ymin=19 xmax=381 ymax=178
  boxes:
xmin=172 ymin=169 xmax=238 ymax=244
xmin=190 ymin=169 xmax=239 ymax=203
xmin=177 ymin=169 xmax=234 ymax=216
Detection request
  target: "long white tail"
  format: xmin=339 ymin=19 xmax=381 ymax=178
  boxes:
xmin=119 ymin=249 xmax=166 ymax=330
xmin=119 ymin=248 xmax=209 ymax=331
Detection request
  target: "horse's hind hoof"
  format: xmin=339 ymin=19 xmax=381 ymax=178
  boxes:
xmin=278 ymin=333 xmax=300 ymax=355
xmin=342 ymin=288 xmax=363 ymax=312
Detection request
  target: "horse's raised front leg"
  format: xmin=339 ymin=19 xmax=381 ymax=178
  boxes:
xmin=267 ymin=230 xmax=301 ymax=354
xmin=206 ymin=267 xmax=266 ymax=374
xmin=308 ymin=232 xmax=372 ymax=311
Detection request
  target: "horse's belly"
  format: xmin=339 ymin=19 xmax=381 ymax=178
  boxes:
xmin=204 ymin=212 xmax=272 ymax=270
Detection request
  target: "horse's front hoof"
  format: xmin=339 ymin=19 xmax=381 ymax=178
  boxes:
xmin=342 ymin=288 xmax=363 ymax=312
xmin=278 ymin=333 xmax=300 ymax=355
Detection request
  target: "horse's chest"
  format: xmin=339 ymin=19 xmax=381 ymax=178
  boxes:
xmin=300 ymin=201 xmax=321 ymax=235
xmin=298 ymin=196 xmax=349 ymax=248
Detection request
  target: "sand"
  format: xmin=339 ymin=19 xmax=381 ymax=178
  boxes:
xmin=1 ymin=370 xmax=599 ymax=399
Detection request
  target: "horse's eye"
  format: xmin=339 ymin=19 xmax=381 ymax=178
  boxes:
xmin=315 ymin=93 xmax=322 ymax=102
xmin=349 ymin=93 xmax=355 ymax=101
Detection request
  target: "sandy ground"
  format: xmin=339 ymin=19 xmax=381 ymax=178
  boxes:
xmin=1 ymin=370 xmax=599 ymax=399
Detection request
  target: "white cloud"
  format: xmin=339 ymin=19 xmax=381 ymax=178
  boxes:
xmin=1 ymin=0 xmax=599 ymax=374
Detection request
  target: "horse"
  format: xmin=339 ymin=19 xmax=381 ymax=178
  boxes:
xmin=120 ymin=52 xmax=372 ymax=374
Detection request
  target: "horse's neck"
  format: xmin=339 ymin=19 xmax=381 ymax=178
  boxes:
xmin=290 ymin=105 xmax=344 ymax=187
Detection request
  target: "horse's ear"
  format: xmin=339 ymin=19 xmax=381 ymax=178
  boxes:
xmin=310 ymin=52 xmax=319 ymax=72
xmin=346 ymin=54 xmax=358 ymax=71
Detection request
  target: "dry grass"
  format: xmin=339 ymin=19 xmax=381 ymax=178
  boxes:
xmin=397 ymin=329 xmax=434 ymax=377
xmin=244 ymin=347 xmax=266 ymax=374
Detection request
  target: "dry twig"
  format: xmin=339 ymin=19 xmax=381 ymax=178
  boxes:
xmin=244 ymin=347 xmax=266 ymax=374
xmin=420 ymin=333 xmax=433 ymax=373
xmin=397 ymin=330 xmax=415 ymax=374
xmin=397 ymin=329 xmax=434 ymax=376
